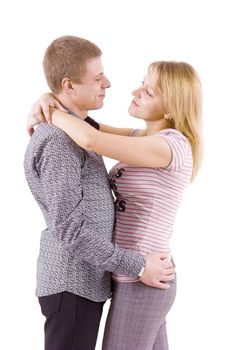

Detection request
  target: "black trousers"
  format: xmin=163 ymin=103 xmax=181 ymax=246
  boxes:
xmin=38 ymin=292 xmax=104 ymax=350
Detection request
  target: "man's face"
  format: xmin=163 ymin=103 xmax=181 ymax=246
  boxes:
xmin=73 ymin=56 xmax=111 ymax=112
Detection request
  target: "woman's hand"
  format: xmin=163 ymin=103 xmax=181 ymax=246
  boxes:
xmin=26 ymin=93 xmax=66 ymax=136
xmin=26 ymin=110 xmax=41 ymax=136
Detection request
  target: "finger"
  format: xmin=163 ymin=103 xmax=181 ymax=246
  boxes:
xmin=39 ymin=102 xmax=50 ymax=123
xmin=33 ymin=109 xmax=45 ymax=122
xmin=32 ymin=100 xmax=45 ymax=122
xmin=153 ymin=281 xmax=170 ymax=290
xmin=53 ymin=99 xmax=67 ymax=112
xmin=44 ymin=107 xmax=52 ymax=123
xmin=163 ymin=260 xmax=174 ymax=269
xmin=27 ymin=126 xmax=34 ymax=136
xmin=164 ymin=267 xmax=175 ymax=275
xmin=45 ymin=99 xmax=66 ymax=123
xmin=156 ymin=253 xmax=169 ymax=260
xmin=31 ymin=112 xmax=40 ymax=122
xmin=160 ymin=274 xmax=174 ymax=282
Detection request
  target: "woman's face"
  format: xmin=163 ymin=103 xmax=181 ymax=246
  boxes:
xmin=128 ymin=73 xmax=167 ymax=122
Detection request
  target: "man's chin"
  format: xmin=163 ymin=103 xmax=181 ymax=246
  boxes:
xmin=91 ymin=102 xmax=104 ymax=110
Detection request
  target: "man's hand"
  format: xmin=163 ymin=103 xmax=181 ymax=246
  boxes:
xmin=139 ymin=253 xmax=175 ymax=289
xmin=26 ymin=93 xmax=66 ymax=136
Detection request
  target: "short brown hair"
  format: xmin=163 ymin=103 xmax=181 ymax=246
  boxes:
xmin=43 ymin=35 xmax=102 ymax=93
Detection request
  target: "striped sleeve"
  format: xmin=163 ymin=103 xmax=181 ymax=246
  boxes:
xmin=158 ymin=130 xmax=191 ymax=171
xmin=130 ymin=129 xmax=140 ymax=136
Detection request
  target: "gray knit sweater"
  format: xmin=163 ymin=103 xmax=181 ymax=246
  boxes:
xmin=24 ymin=120 xmax=144 ymax=302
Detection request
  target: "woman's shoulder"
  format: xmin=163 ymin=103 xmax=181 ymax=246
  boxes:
xmin=157 ymin=128 xmax=190 ymax=145
xmin=157 ymin=128 xmax=183 ymax=137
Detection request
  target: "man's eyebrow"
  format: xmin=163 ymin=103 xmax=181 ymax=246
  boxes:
xmin=95 ymin=72 xmax=104 ymax=78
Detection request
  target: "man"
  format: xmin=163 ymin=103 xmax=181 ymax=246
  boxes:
xmin=24 ymin=35 xmax=174 ymax=350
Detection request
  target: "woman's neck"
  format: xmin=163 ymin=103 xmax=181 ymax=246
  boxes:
xmin=144 ymin=119 xmax=172 ymax=136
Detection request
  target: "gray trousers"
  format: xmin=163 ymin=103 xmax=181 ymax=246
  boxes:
xmin=102 ymin=278 xmax=176 ymax=350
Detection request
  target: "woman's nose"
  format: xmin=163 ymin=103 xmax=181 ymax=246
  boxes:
xmin=132 ymin=88 xmax=140 ymax=97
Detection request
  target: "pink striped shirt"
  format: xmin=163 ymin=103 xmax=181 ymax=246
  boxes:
xmin=109 ymin=128 xmax=193 ymax=282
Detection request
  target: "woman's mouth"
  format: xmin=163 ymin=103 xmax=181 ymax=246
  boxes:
xmin=132 ymin=100 xmax=139 ymax=107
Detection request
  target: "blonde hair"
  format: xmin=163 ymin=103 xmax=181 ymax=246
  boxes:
xmin=43 ymin=35 xmax=102 ymax=93
xmin=148 ymin=61 xmax=203 ymax=181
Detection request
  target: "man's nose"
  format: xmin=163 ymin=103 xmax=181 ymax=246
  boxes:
xmin=103 ymin=76 xmax=111 ymax=88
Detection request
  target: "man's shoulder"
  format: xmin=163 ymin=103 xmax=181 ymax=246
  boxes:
xmin=25 ymin=123 xmax=84 ymax=163
xmin=30 ymin=123 xmax=82 ymax=149
xmin=33 ymin=122 xmax=66 ymax=142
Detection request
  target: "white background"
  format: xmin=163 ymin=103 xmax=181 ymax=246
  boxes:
xmin=0 ymin=0 xmax=232 ymax=349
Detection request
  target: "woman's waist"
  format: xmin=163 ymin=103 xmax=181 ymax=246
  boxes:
xmin=112 ymin=251 xmax=173 ymax=283
xmin=113 ymin=226 xmax=171 ymax=252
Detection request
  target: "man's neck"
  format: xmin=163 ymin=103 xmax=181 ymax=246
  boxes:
xmin=54 ymin=94 xmax=88 ymax=120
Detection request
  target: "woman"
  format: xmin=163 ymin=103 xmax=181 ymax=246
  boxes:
xmin=28 ymin=61 xmax=203 ymax=350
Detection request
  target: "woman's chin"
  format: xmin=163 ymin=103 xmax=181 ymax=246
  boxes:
xmin=128 ymin=106 xmax=138 ymax=118
xmin=128 ymin=110 xmax=142 ymax=120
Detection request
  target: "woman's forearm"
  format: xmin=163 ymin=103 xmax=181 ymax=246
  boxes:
xmin=99 ymin=123 xmax=133 ymax=136
xmin=49 ymin=108 xmax=172 ymax=168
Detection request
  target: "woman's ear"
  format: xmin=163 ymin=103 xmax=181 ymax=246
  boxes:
xmin=164 ymin=113 xmax=172 ymax=120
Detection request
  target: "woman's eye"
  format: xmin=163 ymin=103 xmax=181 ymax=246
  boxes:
xmin=146 ymin=91 xmax=153 ymax=97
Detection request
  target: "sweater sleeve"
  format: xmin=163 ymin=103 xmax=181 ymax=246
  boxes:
xmin=36 ymin=134 xmax=144 ymax=276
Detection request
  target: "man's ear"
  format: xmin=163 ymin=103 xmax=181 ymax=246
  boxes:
xmin=61 ymin=78 xmax=76 ymax=94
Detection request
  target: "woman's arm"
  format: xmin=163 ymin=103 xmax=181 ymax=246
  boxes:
xmin=51 ymin=108 xmax=172 ymax=168
xmin=26 ymin=93 xmax=67 ymax=135
xmin=99 ymin=123 xmax=133 ymax=136
xmin=28 ymin=92 xmax=133 ymax=136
